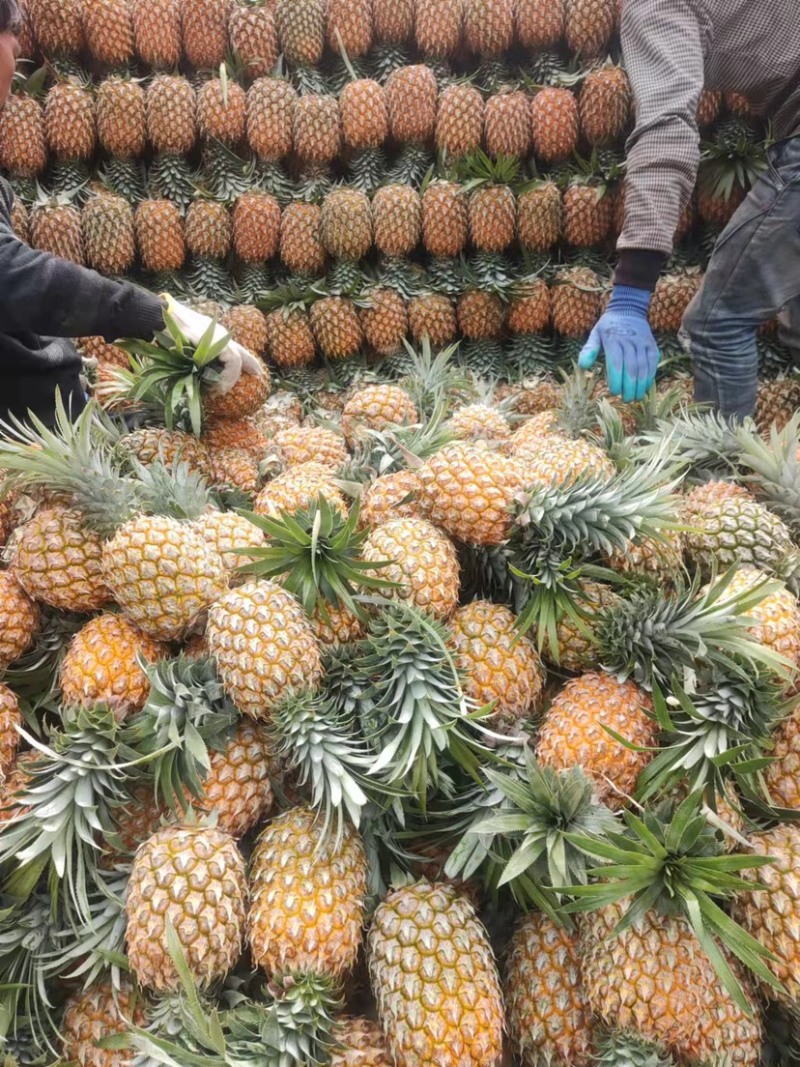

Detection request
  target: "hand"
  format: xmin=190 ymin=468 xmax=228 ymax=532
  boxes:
xmin=578 ymin=285 xmax=660 ymax=402
xmin=161 ymin=295 xmax=265 ymax=395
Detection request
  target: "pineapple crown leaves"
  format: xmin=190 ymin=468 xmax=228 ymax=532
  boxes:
xmin=236 ymin=496 xmax=398 ymax=621
xmin=0 ymin=895 xmax=61 ymax=1058
xmin=734 ymin=413 xmax=800 ymax=536
xmin=455 ymin=150 xmax=524 ymax=192
xmin=397 ymin=336 xmax=475 ymax=416
xmin=594 ymin=566 xmax=795 ymax=691
xmin=447 ymin=748 xmax=619 ymax=919
xmin=340 ymin=400 xmax=453 ymax=486
xmin=122 ymin=656 xmax=239 ymax=818
xmin=0 ymin=705 xmax=136 ymax=926
xmin=593 ymin=1030 xmax=678 ymax=1067
xmin=345 ymin=599 xmax=499 ymax=809
xmin=46 ymin=867 xmax=129 ymax=991
xmin=1 ymin=608 xmax=85 ymax=715
xmin=635 ymin=674 xmax=786 ymax=806
xmin=639 ymin=407 xmax=746 ymax=480
xmin=198 ymin=140 xmax=260 ymax=203
xmin=560 ymin=791 xmax=784 ymax=1012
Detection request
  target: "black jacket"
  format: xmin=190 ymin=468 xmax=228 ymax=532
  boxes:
xmin=0 ymin=178 xmax=165 ymax=427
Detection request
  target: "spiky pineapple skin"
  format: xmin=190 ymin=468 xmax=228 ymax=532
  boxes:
xmin=0 ymin=95 xmax=47 ymax=177
xmin=0 ymin=571 xmax=40 ymax=670
xmin=247 ymin=806 xmax=368 ymax=979
xmin=197 ymin=720 xmax=274 ymax=838
xmin=182 ymin=0 xmax=232 ymax=69
xmin=0 ymin=684 xmax=22 ymax=778
xmin=62 ymin=982 xmax=145 ymax=1067
xmin=274 ymin=424 xmax=348 ymax=469
xmin=363 ymin=516 xmax=461 ymax=620
xmin=331 ymin=1017 xmax=393 ymax=1067
xmin=255 ymin=461 xmax=348 ymax=519
xmin=359 ymin=470 xmax=425 ymax=528
xmin=341 ymin=384 xmax=418 ymax=446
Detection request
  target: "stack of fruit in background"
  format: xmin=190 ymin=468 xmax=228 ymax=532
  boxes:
xmin=2 ymin=2 xmax=800 ymax=1067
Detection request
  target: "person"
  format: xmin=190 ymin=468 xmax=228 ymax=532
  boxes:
xmin=0 ymin=0 xmax=263 ymax=429
xmin=579 ymin=0 xmax=800 ymax=419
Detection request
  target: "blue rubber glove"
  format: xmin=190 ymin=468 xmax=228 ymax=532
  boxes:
xmin=578 ymin=285 xmax=660 ymax=402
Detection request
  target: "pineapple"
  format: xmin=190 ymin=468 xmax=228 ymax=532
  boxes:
xmin=197 ymin=73 xmax=247 ymax=145
xmin=29 ymin=188 xmax=85 ymax=264
xmin=716 ymin=566 xmax=800 ymax=671
xmin=464 ymin=153 xmax=518 ymax=253
xmin=550 ymin=265 xmax=602 ymax=336
xmin=275 ymin=0 xmax=325 ymax=66
xmin=247 ymin=805 xmax=368 ymax=978
xmin=82 ymin=0 xmax=135 ymax=66
xmin=506 ymin=914 xmax=594 ymax=1067
xmin=563 ymin=176 xmax=614 ymax=248
xmin=146 ymin=74 xmax=197 ymax=155
xmin=62 ymin=982 xmax=145 ymax=1067
xmin=649 ymin=270 xmax=703 ymax=333
xmin=756 ymin=377 xmax=800 ymax=434
xmin=507 ymin=279 xmax=551 ymax=334
xmin=765 ymin=704 xmax=800 ymax=809
xmin=368 ymin=881 xmax=505 ymax=1067
xmin=385 ymin=64 xmax=438 ymax=144
xmin=44 ymin=77 xmax=97 ymax=162
xmin=320 ymin=188 xmax=373 ymax=261
xmin=207 ymin=579 xmax=323 ymax=719
xmin=203 ymin=368 xmax=272 ymax=421
xmin=309 ymin=296 xmax=364 ymax=360
xmin=82 ymin=193 xmax=137 ymax=276
xmin=463 ymin=0 xmax=513 ymax=55
xmin=182 ymin=0 xmax=232 ymax=69
xmin=221 ymin=305 xmax=269 ymax=357
xmin=359 ymin=469 xmax=425 ymax=527
xmin=341 ymin=383 xmax=418 ymax=446
xmin=435 ymin=83 xmax=484 ymax=160
xmin=293 ymin=93 xmax=342 ymax=165
xmin=132 ymin=0 xmax=182 ymax=69
xmin=255 ymin=460 xmax=348 ymax=518
xmin=421 ymin=180 xmax=469 ymax=258
xmin=484 ymin=90 xmax=531 ymax=159
xmin=517 ymin=180 xmax=562 ymax=250
xmin=564 ymin=0 xmax=615 ymax=56
xmin=449 ymin=600 xmax=544 ymax=735
xmin=536 ymin=672 xmax=657 ymax=810
xmin=327 ymin=0 xmax=373 ymax=57
xmin=209 ymin=448 xmax=261 ymax=496
xmin=0 ymin=684 xmax=22 ymax=778
xmin=373 ymin=0 xmax=415 ymax=43
xmin=540 ymin=579 xmax=620 ymax=671
xmin=363 ymin=516 xmax=461 ymax=620
xmin=125 ymin=825 xmax=247 ymax=991
xmin=232 ymin=190 xmax=281 ymax=263
xmin=360 ymin=287 xmax=409 ymax=355
xmin=229 ymin=0 xmax=279 ymax=79
xmin=60 ymin=613 xmax=168 ymax=718
xmin=340 ymin=78 xmax=389 ymax=150
xmin=185 ymin=199 xmax=232 ymax=259
xmin=457 ymin=290 xmax=505 ymax=339
xmin=273 ymin=424 xmax=348 ymax=469
xmin=279 ymin=201 xmax=326 ymax=274
xmin=408 ymin=292 xmax=458 ymax=346
xmin=449 ymin=401 xmax=511 ymax=442
xmin=96 ymin=76 xmax=146 ymax=159
xmin=266 ymin=308 xmax=317 ymax=367
xmin=331 ymin=1018 xmax=393 ymax=1067
xmin=193 ymin=510 xmax=263 ymax=573
xmin=196 ymin=719 xmax=274 ymax=837
xmin=530 ymin=88 xmax=579 ymax=164
xmin=697 ymin=88 xmax=722 ymax=128
xmin=579 ymin=65 xmax=631 ymax=146
xmin=0 ymin=570 xmax=40 ymax=670
xmin=0 ymin=88 xmax=47 ymax=178
xmin=29 ymin=0 xmax=85 ymax=55
xmin=135 ymin=198 xmax=186 ymax=273
xmin=514 ymin=0 xmax=564 ymax=48
xmin=414 ymin=0 xmax=464 ymax=58
xmin=117 ymin=427 xmax=213 ymax=479
xmin=247 ymin=78 xmax=296 ymax=160
xmin=9 ymin=197 xmax=30 ymax=242
xmin=418 ymin=442 xmax=528 ymax=545
xmin=372 ymin=183 xmax=422 ymax=258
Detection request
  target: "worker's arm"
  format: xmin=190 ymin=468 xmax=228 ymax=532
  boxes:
xmin=580 ymin=0 xmax=708 ymax=400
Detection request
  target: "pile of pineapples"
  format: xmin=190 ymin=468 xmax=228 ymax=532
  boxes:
xmin=2 ymin=1 xmax=800 ymax=1067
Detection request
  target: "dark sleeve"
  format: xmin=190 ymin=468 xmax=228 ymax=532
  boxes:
xmin=0 ymin=216 xmax=165 ymax=343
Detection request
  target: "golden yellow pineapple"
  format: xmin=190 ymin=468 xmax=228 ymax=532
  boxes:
xmin=279 ymin=201 xmax=325 ymax=275
xmin=408 ymin=293 xmax=458 ymax=347
xmin=135 ymin=199 xmax=186 ymax=273
xmin=197 ymin=74 xmax=247 ymax=144
xmin=368 ymin=881 xmax=505 ymax=1067
xmin=255 ymin=460 xmax=348 ymax=519
xmin=126 ymin=825 xmax=247 ymax=992
xmin=541 ymin=579 xmax=620 ymax=671
xmin=359 ymin=469 xmax=425 ymax=528
xmin=550 ymin=266 xmax=602 ymax=336
xmin=266 ymin=308 xmax=317 ymax=367
xmin=0 ymin=684 xmax=22 ymax=778
xmin=331 ymin=1017 xmax=393 ymax=1067
xmin=309 ymin=602 xmax=366 ymax=647
xmin=196 ymin=720 xmax=274 ymax=838
xmin=450 ymin=600 xmax=544 ymax=734
xmin=202 ymin=417 xmax=268 ymax=459
xmin=537 ymin=672 xmax=657 ymax=809
xmin=62 ymin=982 xmax=145 ymax=1067
xmin=60 ymin=614 xmax=167 ymax=719
xmin=292 ymin=93 xmax=342 ymax=165
xmin=515 ymin=0 xmax=564 ymax=48
xmin=0 ymin=571 xmax=40 ymax=670
xmin=193 ymin=510 xmax=266 ymax=575
xmin=530 ymin=88 xmax=579 ymax=163
xmin=29 ymin=193 xmax=85 ymax=265
xmin=309 ymin=297 xmax=364 ymax=361
xmin=385 ymin=64 xmax=438 ymax=144
xmin=579 ymin=65 xmax=631 ymax=146
xmin=463 ymin=0 xmax=513 ymax=55
xmin=275 ymin=0 xmax=325 ymax=66
xmin=715 ymin=566 xmax=800 ymax=671
xmin=422 ymin=179 xmax=469 ymax=258
xmin=435 ymin=84 xmax=484 ymax=159
xmin=0 ymin=93 xmax=47 ymax=178
xmin=765 ymin=703 xmax=800 ymax=809
xmin=414 ymin=0 xmax=464 ymax=57
xmin=341 ymin=384 xmax=418 ymax=447
xmin=207 ymin=579 xmax=323 ymax=720
xmin=320 ymin=188 xmax=373 ymax=261
xmin=605 ymin=530 xmax=686 ymax=584
xmin=273 ymin=424 xmax=348 ymax=470
xmin=232 ymin=190 xmax=281 ymax=263
xmin=506 ymin=913 xmax=594 ymax=1067
xmin=418 ymin=443 xmax=527 ymax=546
xmin=83 ymin=0 xmax=135 ymax=65
xmin=133 ymin=0 xmax=182 ymax=69
xmin=448 ymin=402 xmax=511 ymax=443
xmin=517 ymin=181 xmax=562 ymax=251
xmin=514 ymin=432 xmax=616 ymax=488
xmin=327 ymin=0 xmax=373 ymax=56
xmin=44 ymin=80 xmax=96 ymax=161
xmin=564 ymin=0 xmax=615 ymax=55
xmin=13 ymin=506 xmax=110 ymax=614
xmin=102 ymin=517 xmax=229 ymax=643
xmin=82 ymin=193 xmax=137 ymax=276
xmin=360 ymin=287 xmax=409 ymax=356
xmin=146 ymin=74 xmax=197 ymax=154
xmin=372 ymin=184 xmax=422 ymax=258
xmin=117 ymin=427 xmax=213 ymax=479
xmin=362 ymin=516 xmax=461 ymax=620
xmin=229 ymin=0 xmax=278 ymax=79
xmin=182 ymin=0 xmax=232 ymax=69
xmin=246 ymin=76 xmax=296 ymax=160
xmin=29 ymin=0 xmax=85 ymax=54
xmin=581 ymin=903 xmax=762 ymax=1065
xmin=247 ymin=806 xmax=368 ymax=978
xmin=484 ymin=90 xmax=531 ymax=159
xmin=203 ymin=365 xmax=272 ymax=422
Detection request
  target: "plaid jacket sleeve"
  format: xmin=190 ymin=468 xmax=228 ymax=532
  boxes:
xmin=618 ymin=0 xmax=709 ymax=257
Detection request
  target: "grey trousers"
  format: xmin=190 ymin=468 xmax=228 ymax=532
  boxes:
xmin=681 ymin=136 xmax=800 ymax=419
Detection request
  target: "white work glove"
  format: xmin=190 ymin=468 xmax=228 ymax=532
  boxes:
xmin=162 ymin=295 xmax=265 ymax=395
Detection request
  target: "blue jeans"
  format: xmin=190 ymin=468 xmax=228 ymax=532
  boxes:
xmin=681 ymin=136 xmax=800 ymax=420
